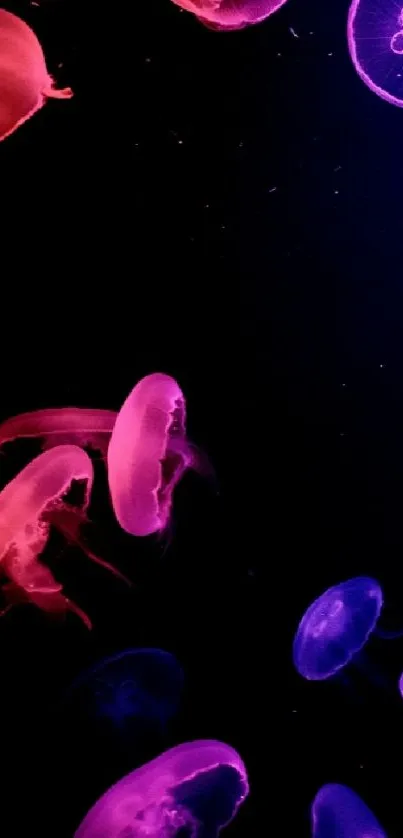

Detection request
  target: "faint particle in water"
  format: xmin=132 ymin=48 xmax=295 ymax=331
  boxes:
xmin=347 ymin=0 xmax=403 ymax=106
xmin=107 ymin=373 xmax=208 ymax=537
xmin=0 ymin=445 xmax=127 ymax=628
xmin=312 ymin=783 xmax=387 ymax=837
xmin=170 ymin=0 xmax=288 ymax=31
xmin=0 ymin=8 xmax=73 ymax=142
xmin=65 ymin=648 xmax=184 ymax=744
xmin=293 ymin=577 xmax=383 ymax=680
xmin=74 ymin=740 xmax=249 ymax=837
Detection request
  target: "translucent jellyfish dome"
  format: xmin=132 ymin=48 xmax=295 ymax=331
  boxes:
xmin=312 ymin=783 xmax=387 ymax=838
xmin=293 ymin=577 xmax=383 ymax=680
xmin=75 ymin=740 xmax=249 ymax=837
xmin=0 ymin=8 xmax=73 ymax=142
xmin=65 ymin=648 xmax=184 ymax=745
xmin=171 ymin=0 xmax=287 ymax=31
xmin=347 ymin=0 xmax=403 ymax=107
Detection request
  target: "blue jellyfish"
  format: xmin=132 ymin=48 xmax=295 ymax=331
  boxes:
xmin=65 ymin=648 xmax=184 ymax=744
xmin=348 ymin=0 xmax=403 ymax=107
xmin=312 ymin=783 xmax=387 ymax=838
xmin=293 ymin=577 xmax=383 ymax=680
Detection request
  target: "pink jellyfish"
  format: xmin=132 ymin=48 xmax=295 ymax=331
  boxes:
xmin=75 ymin=739 xmax=249 ymax=837
xmin=0 ymin=407 xmax=118 ymax=457
xmin=347 ymin=0 xmax=403 ymax=106
xmin=0 ymin=8 xmax=73 ymax=142
xmin=0 ymin=445 xmax=126 ymax=628
xmin=170 ymin=0 xmax=287 ymax=31
xmin=107 ymin=373 xmax=199 ymax=537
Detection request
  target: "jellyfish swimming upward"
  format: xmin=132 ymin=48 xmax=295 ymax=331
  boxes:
xmin=0 ymin=8 xmax=73 ymax=142
xmin=66 ymin=648 xmax=184 ymax=746
xmin=171 ymin=0 xmax=287 ymax=31
xmin=293 ymin=576 xmax=383 ymax=680
xmin=312 ymin=783 xmax=387 ymax=838
xmin=75 ymin=740 xmax=249 ymax=837
xmin=107 ymin=373 xmax=200 ymax=537
xmin=347 ymin=0 xmax=403 ymax=106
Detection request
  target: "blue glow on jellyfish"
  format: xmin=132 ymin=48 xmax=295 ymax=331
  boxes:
xmin=293 ymin=577 xmax=383 ymax=680
xmin=348 ymin=0 xmax=403 ymax=107
xmin=66 ymin=648 xmax=184 ymax=742
xmin=312 ymin=783 xmax=387 ymax=838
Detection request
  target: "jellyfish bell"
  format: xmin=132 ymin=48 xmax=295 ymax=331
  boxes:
xmin=65 ymin=648 xmax=184 ymax=749
xmin=312 ymin=783 xmax=387 ymax=838
xmin=0 ymin=407 xmax=117 ymax=458
xmin=74 ymin=740 xmax=249 ymax=838
xmin=0 ymin=8 xmax=73 ymax=142
xmin=293 ymin=577 xmax=383 ymax=681
xmin=0 ymin=445 xmax=127 ymax=628
xmin=107 ymin=373 xmax=206 ymax=538
xmin=171 ymin=0 xmax=287 ymax=30
xmin=347 ymin=0 xmax=403 ymax=107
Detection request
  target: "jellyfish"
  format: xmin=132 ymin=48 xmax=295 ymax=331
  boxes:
xmin=107 ymin=373 xmax=202 ymax=537
xmin=312 ymin=783 xmax=387 ymax=838
xmin=0 ymin=407 xmax=117 ymax=458
xmin=65 ymin=648 xmax=184 ymax=746
xmin=74 ymin=739 xmax=249 ymax=837
xmin=293 ymin=577 xmax=383 ymax=680
xmin=171 ymin=0 xmax=287 ymax=30
xmin=0 ymin=445 xmax=127 ymax=628
xmin=0 ymin=8 xmax=73 ymax=142
xmin=347 ymin=0 xmax=403 ymax=107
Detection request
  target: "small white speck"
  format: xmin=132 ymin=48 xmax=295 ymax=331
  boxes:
xmin=277 ymin=52 xmax=282 ymax=57
xmin=334 ymin=165 xmax=342 ymax=172
xmin=289 ymin=27 xmax=299 ymax=38
xmin=178 ymin=139 xmax=184 ymax=145
xmin=380 ymin=363 xmax=385 ymax=369
xmin=145 ymin=57 xmax=151 ymax=64
xmin=292 ymin=709 xmax=298 ymax=713
xmin=334 ymin=189 xmax=339 ymax=195
xmin=340 ymin=432 xmax=345 ymax=437
xmin=341 ymin=383 xmax=346 ymax=387
xmin=309 ymin=30 xmax=314 ymax=35
xmin=269 ymin=187 xmax=277 ymax=193
xmin=328 ymin=52 xmax=334 ymax=57
xmin=238 ymin=141 xmax=244 ymax=148
xmin=204 ymin=204 xmax=210 ymax=210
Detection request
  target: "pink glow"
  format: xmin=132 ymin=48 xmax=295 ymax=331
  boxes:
xmin=171 ymin=0 xmax=287 ymax=31
xmin=75 ymin=739 xmax=249 ymax=837
xmin=107 ymin=373 xmax=195 ymax=537
xmin=0 ymin=8 xmax=73 ymax=142
xmin=0 ymin=445 xmax=125 ymax=627
xmin=347 ymin=0 xmax=403 ymax=107
xmin=0 ymin=407 xmax=117 ymax=457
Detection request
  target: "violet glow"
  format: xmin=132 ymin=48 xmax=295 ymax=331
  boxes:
xmin=75 ymin=740 xmax=249 ymax=837
xmin=347 ymin=0 xmax=403 ymax=106
xmin=312 ymin=783 xmax=387 ymax=838
xmin=293 ymin=577 xmax=383 ymax=680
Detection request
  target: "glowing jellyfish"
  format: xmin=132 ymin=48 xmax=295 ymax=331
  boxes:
xmin=107 ymin=373 xmax=200 ymax=537
xmin=171 ymin=0 xmax=287 ymax=30
xmin=0 ymin=407 xmax=117 ymax=457
xmin=75 ymin=740 xmax=249 ymax=837
xmin=312 ymin=783 xmax=387 ymax=838
xmin=0 ymin=445 xmax=126 ymax=627
xmin=65 ymin=648 xmax=184 ymax=744
xmin=347 ymin=0 xmax=403 ymax=107
xmin=0 ymin=8 xmax=73 ymax=142
xmin=293 ymin=577 xmax=383 ymax=680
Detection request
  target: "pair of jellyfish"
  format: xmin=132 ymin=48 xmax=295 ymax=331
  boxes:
xmin=0 ymin=9 xmax=72 ymax=142
xmin=0 ymin=373 xmax=202 ymax=626
xmin=171 ymin=0 xmax=287 ymax=31
xmin=74 ymin=739 xmax=249 ymax=837
xmin=312 ymin=783 xmax=387 ymax=838
xmin=348 ymin=0 xmax=403 ymax=107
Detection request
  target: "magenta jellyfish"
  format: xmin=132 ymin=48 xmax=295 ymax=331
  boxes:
xmin=293 ymin=577 xmax=383 ymax=680
xmin=171 ymin=0 xmax=287 ymax=30
xmin=347 ymin=0 xmax=403 ymax=107
xmin=0 ymin=8 xmax=73 ymax=142
xmin=107 ymin=373 xmax=200 ymax=537
xmin=0 ymin=407 xmax=117 ymax=457
xmin=312 ymin=783 xmax=387 ymax=838
xmin=74 ymin=740 xmax=249 ymax=837
xmin=0 ymin=445 xmax=126 ymax=628
xmin=65 ymin=648 xmax=184 ymax=747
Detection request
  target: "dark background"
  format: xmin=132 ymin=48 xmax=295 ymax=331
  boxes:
xmin=1 ymin=0 xmax=403 ymax=834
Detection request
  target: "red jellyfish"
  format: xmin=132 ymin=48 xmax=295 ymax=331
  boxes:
xmin=170 ymin=0 xmax=287 ymax=31
xmin=0 ymin=445 xmax=126 ymax=628
xmin=107 ymin=373 xmax=200 ymax=537
xmin=0 ymin=8 xmax=73 ymax=143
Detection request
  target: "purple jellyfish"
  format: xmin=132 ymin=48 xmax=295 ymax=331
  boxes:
xmin=171 ymin=0 xmax=287 ymax=31
xmin=347 ymin=0 xmax=403 ymax=107
xmin=65 ymin=648 xmax=184 ymax=747
xmin=74 ymin=740 xmax=249 ymax=837
xmin=293 ymin=577 xmax=383 ymax=680
xmin=312 ymin=783 xmax=387 ymax=838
